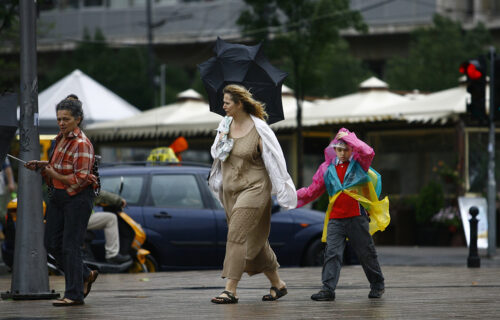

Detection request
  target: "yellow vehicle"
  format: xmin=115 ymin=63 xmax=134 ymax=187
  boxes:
xmin=12 ymin=134 xmax=55 ymax=161
xmin=2 ymin=199 xmax=156 ymax=273
xmin=39 ymin=135 xmax=55 ymax=161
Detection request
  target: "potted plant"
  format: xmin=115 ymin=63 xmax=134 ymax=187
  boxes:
xmin=415 ymin=181 xmax=444 ymax=245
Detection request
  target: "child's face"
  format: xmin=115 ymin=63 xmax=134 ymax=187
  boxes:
xmin=334 ymin=146 xmax=353 ymax=162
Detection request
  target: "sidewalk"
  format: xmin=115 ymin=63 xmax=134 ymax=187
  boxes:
xmin=0 ymin=246 xmax=499 ymax=319
xmin=2 ymin=246 xmax=498 ymax=275
xmin=376 ymin=246 xmax=500 ymax=267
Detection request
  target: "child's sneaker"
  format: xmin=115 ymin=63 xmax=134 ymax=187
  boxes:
xmin=311 ymin=290 xmax=335 ymax=301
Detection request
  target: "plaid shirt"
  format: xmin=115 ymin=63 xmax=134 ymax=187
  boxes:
xmin=45 ymin=127 xmax=97 ymax=196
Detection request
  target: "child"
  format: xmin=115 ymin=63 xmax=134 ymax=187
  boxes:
xmin=296 ymin=128 xmax=390 ymax=301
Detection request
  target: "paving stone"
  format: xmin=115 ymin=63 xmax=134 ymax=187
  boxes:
xmin=1 ymin=264 xmax=499 ymax=319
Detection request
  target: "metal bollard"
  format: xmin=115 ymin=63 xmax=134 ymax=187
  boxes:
xmin=467 ymin=206 xmax=480 ymax=268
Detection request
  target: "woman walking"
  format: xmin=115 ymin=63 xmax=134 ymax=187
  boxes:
xmin=25 ymin=94 xmax=99 ymax=306
xmin=208 ymin=84 xmax=296 ymax=304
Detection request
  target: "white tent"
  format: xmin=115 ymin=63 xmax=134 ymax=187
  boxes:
xmin=37 ymin=69 xmax=140 ymax=133
xmin=376 ymin=84 xmax=468 ymax=124
xmin=86 ymin=86 xmax=317 ymax=140
xmin=86 ymin=89 xmax=223 ymax=140
xmin=87 ymin=79 xmax=471 ymax=141
xmin=303 ymin=77 xmax=410 ymax=125
xmin=270 ymin=85 xmax=315 ymax=130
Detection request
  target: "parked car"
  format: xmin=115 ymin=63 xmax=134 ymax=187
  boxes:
xmin=96 ymin=163 xmax=326 ymax=270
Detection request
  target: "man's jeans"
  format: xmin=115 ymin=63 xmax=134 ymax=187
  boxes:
xmin=45 ymin=187 xmax=95 ymax=301
xmin=322 ymin=215 xmax=385 ymax=293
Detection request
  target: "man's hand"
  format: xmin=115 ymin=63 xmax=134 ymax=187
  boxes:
xmin=121 ymin=198 xmax=127 ymax=209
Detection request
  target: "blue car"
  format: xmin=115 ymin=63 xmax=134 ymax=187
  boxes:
xmin=97 ymin=163 xmax=326 ymax=270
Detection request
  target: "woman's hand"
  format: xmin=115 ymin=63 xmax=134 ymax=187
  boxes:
xmin=24 ymin=160 xmax=48 ymax=171
xmin=42 ymin=164 xmax=57 ymax=178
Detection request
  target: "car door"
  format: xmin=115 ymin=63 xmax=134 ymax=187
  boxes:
xmin=267 ymin=200 xmax=296 ymax=265
xmin=142 ymin=173 xmax=218 ymax=268
xmin=212 ymin=195 xmax=296 ymax=265
xmin=99 ymin=174 xmax=146 ymax=225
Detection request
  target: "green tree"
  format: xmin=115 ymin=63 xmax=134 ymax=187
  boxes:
xmin=288 ymin=41 xmax=371 ymax=98
xmin=0 ymin=0 xmax=17 ymax=37
xmin=40 ymin=28 xmax=192 ymax=110
xmin=0 ymin=0 xmax=56 ymax=93
xmin=238 ymin=0 xmax=367 ymax=186
xmin=0 ymin=0 xmax=19 ymax=92
xmin=385 ymin=15 xmax=493 ymax=92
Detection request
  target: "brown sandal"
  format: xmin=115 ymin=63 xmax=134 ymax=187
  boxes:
xmin=52 ymin=298 xmax=84 ymax=307
xmin=211 ymin=290 xmax=239 ymax=304
xmin=262 ymin=286 xmax=288 ymax=301
xmin=84 ymin=270 xmax=99 ymax=298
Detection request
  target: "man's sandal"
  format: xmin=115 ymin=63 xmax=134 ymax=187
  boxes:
xmin=52 ymin=298 xmax=84 ymax=307
xmin=262 ymin=286 xmax=288 ymax=301
xmin=211 ymin=290 xmax=239 ymax=304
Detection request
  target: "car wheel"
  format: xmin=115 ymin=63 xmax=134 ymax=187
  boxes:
xmin=302 ymin=238 xmax=325 ymax=266
xmin=128 ymin=254 xmax=158 ymax=273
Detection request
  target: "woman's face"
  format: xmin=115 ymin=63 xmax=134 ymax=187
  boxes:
xmin=57 ymin=109 xmax=80 ymax=136
xmin=223 ymin=93 xmax=242 ymax=117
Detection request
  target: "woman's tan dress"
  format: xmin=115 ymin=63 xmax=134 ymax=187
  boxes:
xmin=221 ymin=126 xmax=279 ymax=280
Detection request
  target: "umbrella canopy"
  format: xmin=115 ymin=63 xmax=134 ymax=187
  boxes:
xmin=198 ymin=37 xmax=288 ymax=124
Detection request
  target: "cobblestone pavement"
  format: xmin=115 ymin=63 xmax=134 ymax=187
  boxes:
xmin=1 ymin=262 xmax=499 ymax=319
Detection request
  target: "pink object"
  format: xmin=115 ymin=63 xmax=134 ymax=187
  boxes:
xmin=296 ymin=128 xmax=375 ymax=208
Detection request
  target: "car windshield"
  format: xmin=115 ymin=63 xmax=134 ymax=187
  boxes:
xmin=100 ymin=175 xmax=144 ymax=205
xmin=202 ymin=172 xmax=224 ymax=210
xmin=150 ymin=174 xmax=204 ymax=209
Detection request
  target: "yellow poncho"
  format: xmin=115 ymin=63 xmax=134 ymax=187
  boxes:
xmin=321 ymin=161 xmax=390 ymax=242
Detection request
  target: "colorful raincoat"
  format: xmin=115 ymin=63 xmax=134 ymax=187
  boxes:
xmin=296 ymin=128 xmax=390 ymax=242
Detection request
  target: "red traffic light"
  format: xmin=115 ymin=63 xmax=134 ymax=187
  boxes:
xmin=459 ymin=61 xmax=484 ymax=80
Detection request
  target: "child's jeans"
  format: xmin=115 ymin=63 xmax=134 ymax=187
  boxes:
xmin=321 ymin=215 xmax=385 ymax=293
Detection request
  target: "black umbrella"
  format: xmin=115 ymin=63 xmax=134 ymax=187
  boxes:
xmin=198 ymin=37 xmax=288 ymax=124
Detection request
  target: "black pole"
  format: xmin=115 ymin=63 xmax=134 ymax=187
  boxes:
xmin=1 ymin=0 xmax=59 ymax=300
xmin=487 ymin=46 xmax=496 ymax=257
xmin=294 ymin=62 xmax=304 ymax=188
xmin=467 ymin=206 xmax=480 ymax=268
xmin=146 ymin=0 xmax=155 ymax=108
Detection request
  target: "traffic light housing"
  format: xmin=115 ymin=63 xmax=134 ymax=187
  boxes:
xmin=460 ymin=58 xmax=487 ymax=122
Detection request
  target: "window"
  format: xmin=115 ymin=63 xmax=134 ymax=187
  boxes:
xmin=84 ymin=0 xmax=104 ymax=6
xmin=202 ymin=173 xmax=224 ymax=210
xmin=101 ymin=175 xmax=144 ymax=205
xmin=150 ymin=174 xmax=203 ymax=209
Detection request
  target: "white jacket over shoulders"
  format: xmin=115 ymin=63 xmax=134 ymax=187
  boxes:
xmin=209 ymin=115 xmax=297 ymax=210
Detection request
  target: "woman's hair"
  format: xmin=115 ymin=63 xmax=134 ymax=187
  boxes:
xmin=223 ymin=84 xmax=268 ymax=121
xmin=56 ymin=94 xmax=84 ymax=126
